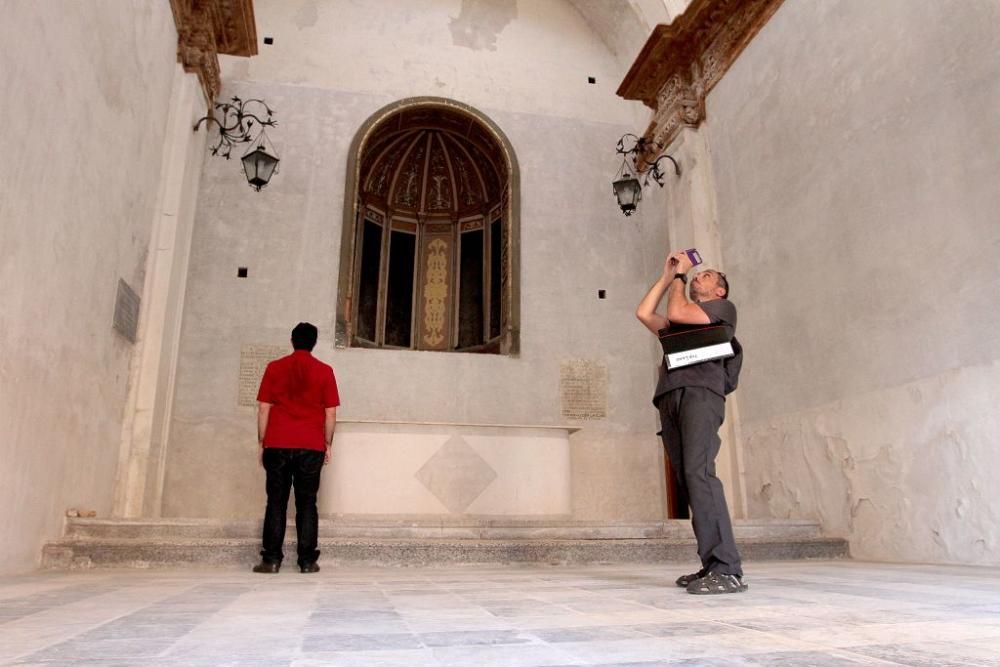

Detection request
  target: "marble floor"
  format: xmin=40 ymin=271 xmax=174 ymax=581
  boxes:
xmin=1 ymin=561 xmax=999 ymax=666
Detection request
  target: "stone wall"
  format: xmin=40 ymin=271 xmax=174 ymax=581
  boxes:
xmin=0 ymin=1 xmax=181 ymax=573
xmin=706 ymin=0 xmax=1000 ymax=564
xmin=163 ymin=0 xmax=670 ymax=521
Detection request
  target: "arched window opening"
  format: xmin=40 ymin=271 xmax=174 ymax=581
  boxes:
xmin=337 ymin=99 xmax=519 ymax=354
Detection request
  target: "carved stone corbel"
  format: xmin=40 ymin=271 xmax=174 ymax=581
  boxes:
xmin=169 ymin=0 xmax=258 ymax=106
xmin=617 ymin=0 xmax=785 ymax=152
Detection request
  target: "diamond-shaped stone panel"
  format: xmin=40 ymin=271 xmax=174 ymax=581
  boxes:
xmin=414 ymin=435 xmax=498 ymax=513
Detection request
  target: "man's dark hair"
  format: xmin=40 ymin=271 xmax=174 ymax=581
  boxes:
xmin=717 ymin=272 xmax=730 ymax=299
xmin=291 ymin=322 xmax=318 ymax=351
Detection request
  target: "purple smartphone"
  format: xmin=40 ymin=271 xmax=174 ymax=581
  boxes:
xmin=685 ymin=249 xmax=703 ymax=266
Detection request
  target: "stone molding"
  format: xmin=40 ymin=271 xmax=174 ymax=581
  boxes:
xmin=617 ymin=0 xmax=785 ymax=151
xmin=169 ymin=0 xmax=258 ymax=104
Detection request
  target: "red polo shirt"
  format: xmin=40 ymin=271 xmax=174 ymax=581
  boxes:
xmin=257 ymin=350 xmax=340 ymax=451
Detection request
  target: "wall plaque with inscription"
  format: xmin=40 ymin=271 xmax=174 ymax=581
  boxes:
xmin=560 ymin=359 xmax=608 ymax=420
xmin=113 ymin=278 xmax=141 ymax=343
xmin=238 ymin=344 xmax=287 ymax=407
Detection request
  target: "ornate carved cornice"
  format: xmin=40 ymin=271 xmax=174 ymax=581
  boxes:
xmin=617 ymin=0 xmax=785 ymax=151
xmin=169 ymin=0 xmax=258 ymax=105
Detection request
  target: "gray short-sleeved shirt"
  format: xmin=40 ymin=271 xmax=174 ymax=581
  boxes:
xmin=653 ymin=298 xmax=737 ymax=404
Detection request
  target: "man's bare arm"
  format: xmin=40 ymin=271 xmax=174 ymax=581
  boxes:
xmin=324 ymin=407 xmax=337 ymax=464
xmin=257 ymin=402 xmax=272 ymax=468
xmin=637 ymin=252 xmax=685 ymax=334
xmin=636 ymin=275 xmax=671 ymax=334
xmin=257 ymin=403 xmax=272 ymax=445
xmin=324 ymin=407 xmax=337 ymax=445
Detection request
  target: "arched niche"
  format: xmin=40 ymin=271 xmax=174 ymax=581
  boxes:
xmin=336 ymin=97 xmax=520 ymax=355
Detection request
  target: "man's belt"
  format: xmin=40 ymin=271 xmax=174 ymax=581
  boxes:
xmin=658 ymin=325 xmax=734 ymax=370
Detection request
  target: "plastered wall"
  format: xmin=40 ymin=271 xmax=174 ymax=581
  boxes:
xmin=163 ymin=0 xmax=670 ymax=521
xmin=0 ymin=1 xmax=180 ymax=573
xmin=706 ymin=0 xmax=1000 ymax=564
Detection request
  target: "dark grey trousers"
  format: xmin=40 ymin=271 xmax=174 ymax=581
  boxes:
xmin=658 ymin=386 xmax=743 ymax=577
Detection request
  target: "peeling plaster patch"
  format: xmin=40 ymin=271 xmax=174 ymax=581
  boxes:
xmin=741 ymin=358 xmax=1000 ymax=566
xmin=449 ymin=0 xmax=517 ymax=52
xmin=746 ymin=421 xmax=855 ymax=536
xmin=294 ymin=0 xmax=319 ymax=29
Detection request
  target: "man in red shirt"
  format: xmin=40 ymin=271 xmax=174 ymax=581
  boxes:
xmin=253 ymin=322 xmax=340 ymax=574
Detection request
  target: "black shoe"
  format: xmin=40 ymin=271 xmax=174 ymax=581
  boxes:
xmin=299 ymin=562 xmax=320 ymax=574
xmin=675 ymin=568 xmax=708 ymax=588
xmin=252 ymin=561 xmax=280 ymax=574
xmin=686 ymin=572 xmax=748 ymax=595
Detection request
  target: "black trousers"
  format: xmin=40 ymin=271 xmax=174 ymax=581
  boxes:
xmin=260 ymin=448 xmax=325 ymax=566
xmin=658 ymin=386 xmax=743 ymax=577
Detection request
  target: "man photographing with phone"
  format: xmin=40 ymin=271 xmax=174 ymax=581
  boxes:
xmin=636 ymin=249 xmax=746 ymax=595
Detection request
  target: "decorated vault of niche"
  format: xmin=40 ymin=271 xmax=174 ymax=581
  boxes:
xmin=346 ymin=105 xmax=512 ymax=354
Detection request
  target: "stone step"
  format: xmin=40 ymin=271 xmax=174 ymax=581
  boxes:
xmin=62 ymin=517 xmax=825 ymax=541
xmin=43 ymin=518 xmax=848 ymax=569
xmin=42 ymin=536 xmax=848 ymax=569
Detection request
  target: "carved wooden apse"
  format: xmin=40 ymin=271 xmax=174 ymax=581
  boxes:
xmin=337 ymin=100 xmax=519 ymax=355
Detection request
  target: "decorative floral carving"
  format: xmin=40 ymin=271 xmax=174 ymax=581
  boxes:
xmin=394 ymin=138 xmax=427 ymax=208
xmin=617 ymin=0 xmax=785 ymax=148
xmin=427 ymin=139 xmax=453 ymax=211
xmin=370 ymin=160 xmax=393 ymax=196
xmin=452 ymin=152 xmax=479 ymax=207
xmin=422 ymin=239 xmax=449 ymax=347
xmin=469 ymin=145 xmax=500 ymax=201
xmin=169 ymin=0 xmax=257 ymax=105
xmin=363 ymin=128 xmax=504 ymax=217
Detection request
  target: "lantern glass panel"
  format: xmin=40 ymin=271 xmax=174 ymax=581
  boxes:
xmin=613 ymin=176 xmax=641 ymax=214
xmin=242 ymin=148 xmax=279 ymax=190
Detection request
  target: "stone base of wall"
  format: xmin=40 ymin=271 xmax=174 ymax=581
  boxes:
xmin=42 ymin=517 xmax=847 ymax=569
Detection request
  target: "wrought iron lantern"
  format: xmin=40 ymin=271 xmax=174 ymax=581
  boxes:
xmin=612 ymin=172 xmax=643 ymax=216
xmin=194 ymin=96 xmax=280 ymax=191
xmin=613 ymin=133 xmax=681 ymax=216
xmin=241 ymin=130 xmax=280 ymax=191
